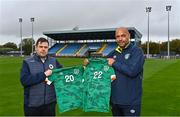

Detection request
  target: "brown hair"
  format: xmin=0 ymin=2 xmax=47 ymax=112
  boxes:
xmin=36 ymin=37 xmax=49 ymax=46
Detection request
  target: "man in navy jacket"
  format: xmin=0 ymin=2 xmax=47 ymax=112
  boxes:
xmin=107 ymin=27 xmax=145 ymax=116
xmin=20 ymin=37 xmax=62 ymax=116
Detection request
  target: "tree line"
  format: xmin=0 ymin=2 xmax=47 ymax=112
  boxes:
xmin=0 ymin=38 xmax=35 ymax=55
xmin=140 ymin=39 xmax=180 ymax=55
xmin=0 ymin=38 xmax=180 ymax=55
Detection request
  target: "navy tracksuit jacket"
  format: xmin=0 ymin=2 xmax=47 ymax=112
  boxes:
xmin=107 ymin=42 xmax=145 ymax=106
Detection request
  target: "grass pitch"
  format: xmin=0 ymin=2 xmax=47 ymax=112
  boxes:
xmin=0 ymin=56 xmax=180 ymax=116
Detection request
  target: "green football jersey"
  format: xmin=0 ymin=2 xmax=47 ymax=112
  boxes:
xmin=48 ymin=66 xmax=84 ymax=113
xmin=83 ymin=58 xmax=115 ymax=112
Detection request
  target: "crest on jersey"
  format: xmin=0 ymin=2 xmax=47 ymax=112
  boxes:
xmin=125 ymin=53 xmax=130 ymax=60
xmin=59 ymin=72 xmax=63 ymax=75
xmin=49 ymin=64 xmax=54 ymax=70
xmin=103 ymin=65 xmax=109 ymax=72
xmin=91 ymin=68 xmax=94 ymax=71
xmin=74 ymin=69 xmax=79 ymax=75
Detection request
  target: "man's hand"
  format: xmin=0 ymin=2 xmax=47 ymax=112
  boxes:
xmin=44 ymin=69 xmax=52 ymax=77
xmin=107 ymin=58 xmax=115 ymax=66
xmin=83 ymin=59 xmax=89 ymax=66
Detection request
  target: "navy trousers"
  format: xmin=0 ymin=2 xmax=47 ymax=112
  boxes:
xmin=24 ymin=102 xmax=56 ymax=116
xmin=111 ymin=103 xmax=141 ymax=116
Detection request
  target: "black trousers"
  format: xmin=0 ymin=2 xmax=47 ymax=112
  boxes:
xmin=111 ymin=103 xmax=141 ymax=116
xmin=24 ymin=102 xmax=56 ymax=116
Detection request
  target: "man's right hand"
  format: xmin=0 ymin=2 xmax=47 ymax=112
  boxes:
xmin=107 ymin=58 xmax=115 ymax=66
xmin=44 ymin=69 xmax=52 ymax=77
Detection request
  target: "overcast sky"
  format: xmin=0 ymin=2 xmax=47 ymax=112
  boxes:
xmin=0 ymin=0 xmax=180 ymax=45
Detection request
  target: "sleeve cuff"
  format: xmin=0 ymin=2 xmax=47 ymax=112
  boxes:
xmin=45 ymin=78 xmax=52 ymax=85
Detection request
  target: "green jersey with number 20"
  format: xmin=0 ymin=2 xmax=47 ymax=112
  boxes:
xmin=48 ymin=66 xmax=84 ymax=113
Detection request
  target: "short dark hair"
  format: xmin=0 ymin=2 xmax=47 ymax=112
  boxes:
xmin=36 ymin=37 xmax=49 ymax=46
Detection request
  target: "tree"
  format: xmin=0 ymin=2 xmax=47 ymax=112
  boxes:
xmin=170 ymin=39 xmax=180 ymax=54
xmin=3 ymin=42 xmax=17 ymax=50
xmin=19 ymin=38 xmax=35 ymax=55
xmin=149 ymin=42 xmax=159 ymax=54
xmin=140 ymin=42 xmax=147 ymax=54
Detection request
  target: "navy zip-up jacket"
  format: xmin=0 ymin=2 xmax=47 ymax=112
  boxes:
xmin=20 ymin=54 xmax=62 ymax=107
xmin=107 ymin=42 xmax=145 ymax=105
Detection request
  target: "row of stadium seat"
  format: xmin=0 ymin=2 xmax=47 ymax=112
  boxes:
xmin=48 ymin=42 xmax=117 ymax=56
xmin=102 ymin=43 xmax=117 ymax=56
xmin=48 ymin=43 xmax=64 ymax=54
xmin=60 ymin=43 xmax=82 ymax=56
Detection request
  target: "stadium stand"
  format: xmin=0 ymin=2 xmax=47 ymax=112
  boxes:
xmin=44 ymin=27 xmax=142 ymax=57
xmin=60 ymin=43 xmax=82 ymax=56
xmin=87 ymin=43 xmax=101 ymax=50
xmin=79 ymin=47 xmax=89 ymax=56
xmin=48 ymin=42 xmax=117 ymax=57
xmin=102 ymin=42 xmax=117 ymax=56
xmin=48 ymin=43 xmax=64 ymax=55
xmin=76 ymin=44 xmax=87 ymax=55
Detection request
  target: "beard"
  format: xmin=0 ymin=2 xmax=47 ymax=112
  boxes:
xmin=37 ymin=51 xmax=47 ymax=58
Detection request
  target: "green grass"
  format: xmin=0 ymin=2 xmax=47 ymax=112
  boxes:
xmin=0 ymin=56 xmax=180 ymax=116
xmin=141 ymin=59 xmax=180 ymax=116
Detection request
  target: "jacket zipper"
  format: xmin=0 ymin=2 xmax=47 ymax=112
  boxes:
xmin=43 ymin=62 xmax=46 ymax=105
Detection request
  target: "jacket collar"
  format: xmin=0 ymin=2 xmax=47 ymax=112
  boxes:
xmin=115 ymin=42 xmax=132 ymax=53
xmin=33 ymin=53 xmax=49 ymax=63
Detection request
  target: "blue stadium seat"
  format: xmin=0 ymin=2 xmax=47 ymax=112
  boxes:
xmin=79 ymin=46 xmax=89 ymax=56
xmin=48 ymin=43 xmax=64 ymax=54
xmin=87 ymin=43 xmax=101 ymax=50
xmin=102 ymin=42 xmax=117 ymax=56
xmin=48 ymin=42 xmax=117 ymax=57
xmin=60 ymin=43 xmax=81 ymax=56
